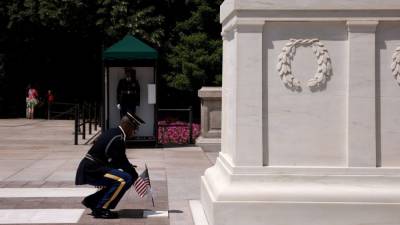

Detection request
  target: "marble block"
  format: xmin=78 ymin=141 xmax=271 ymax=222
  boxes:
xmin=201 ymin=0 xmax=400 ymax=225
xmin=197 ymin=87 xmax=222 ymax=152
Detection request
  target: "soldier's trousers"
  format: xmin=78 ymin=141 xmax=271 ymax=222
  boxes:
xmin=120 ymin=103 xmax=137 ymax=118
xmin=85 ymin=169 xmax=134 ymax=209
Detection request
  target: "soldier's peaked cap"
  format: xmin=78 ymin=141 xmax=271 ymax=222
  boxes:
xmin=126 ymin=112 xmax=145 ymax=126
xmin=124 ymin=67 xmax=136 ymax=74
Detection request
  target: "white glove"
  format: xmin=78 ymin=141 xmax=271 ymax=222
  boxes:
xmin=117 ymin=104 xmax=121 ymax=110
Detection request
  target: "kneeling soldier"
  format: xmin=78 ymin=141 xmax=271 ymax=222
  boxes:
xmin=75 ymin=112 xmax=144 ymax=219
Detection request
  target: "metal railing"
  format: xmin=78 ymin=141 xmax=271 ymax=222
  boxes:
xmin=48 ymin=102 xmax=101 ymax=145
xmin=47 ymin=102 xmax=76 ymax=120
xmin=157 ymin=107 xmax=193 ymax=145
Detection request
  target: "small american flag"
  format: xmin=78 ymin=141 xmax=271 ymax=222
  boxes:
xmin=133 ymin=166 xmax=151 ymax=198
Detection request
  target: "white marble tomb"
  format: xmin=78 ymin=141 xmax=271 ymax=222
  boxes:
xmin=200 ymin=0 xmax=400 ymax=225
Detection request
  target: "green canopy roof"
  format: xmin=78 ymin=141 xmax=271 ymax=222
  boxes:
xmin=103 ymin=35 xmax=158 ymax=61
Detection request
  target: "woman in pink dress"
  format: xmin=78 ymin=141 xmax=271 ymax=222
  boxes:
xmin=26 ymin=85 xmax=38 ymax=119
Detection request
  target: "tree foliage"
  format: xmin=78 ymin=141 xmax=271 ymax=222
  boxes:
xmin=164 ymin=0 xmax=222 ymax=92
xmin=4 ymin=0 xmax=165 ymax=47
xmin=166 ymin=33 xmax=221 ymax=91
xmin=0 ymin=0 xmax=223 ymax=116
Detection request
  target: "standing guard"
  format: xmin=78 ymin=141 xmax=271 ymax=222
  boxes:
xmin=75 ymin=112 xmax=145 ymax=219
xmin=117 ymin=67 xmax=140 ymax=118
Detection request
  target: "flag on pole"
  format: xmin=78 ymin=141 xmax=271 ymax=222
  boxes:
xmin=134 ymin=166 xmax=151 ymax=198
xmin=145 ymin=164 xmax=155 ymax=207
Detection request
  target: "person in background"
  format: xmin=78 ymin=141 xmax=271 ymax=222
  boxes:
xmin=26 ymin=84 xmax=38 ymax=119
xmin=117 ymin=67 xmax=140 ymax=118
xmin=75 ymin=112 xmax=145 ymax=219
xmin=46 ymin=90 xmax=54 ymax=105
xmin=46 ymin=90 xmax=55 ymax=119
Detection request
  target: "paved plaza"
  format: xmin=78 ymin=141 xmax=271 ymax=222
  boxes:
xmin=0 ymin=119 xmax=217 ymax=225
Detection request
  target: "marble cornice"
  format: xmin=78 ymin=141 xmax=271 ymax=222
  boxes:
xmin=221 ymin=18 xmax=264 ymax=38
xmin=221 ymin=0 xmax=400 ymax=23
xmin=347 ymin=20 xmax=379 ymax=33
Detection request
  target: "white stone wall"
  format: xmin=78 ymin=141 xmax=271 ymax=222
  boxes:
xmin=377 ymin=22 xmax=400 ymax=166
xmin=263 ymin=21 xmax=400 ymax=167
xmin=265 ymin=21 xmax=348 ymax=166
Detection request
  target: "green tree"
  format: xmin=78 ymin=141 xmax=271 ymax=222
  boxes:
xmin=0 ymin=0 xmax=10 ymax=114
xmin=0 ymin=0 xmax=167 ymax=116
xmin=5 ymin=0 xmax=165 ymax=47
xmin=164 ymin=0 xmax=222 ymax=92
xmin=0 ymin=0 xmax=224 ymax=116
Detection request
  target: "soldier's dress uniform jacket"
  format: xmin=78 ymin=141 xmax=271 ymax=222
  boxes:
xmin=117 ymin=78 xmax=140 ymax=115
xmin=75 ymin=127 xmax=137 ymax=185
xmin=75 ymin=126 xmax=138 ymax=210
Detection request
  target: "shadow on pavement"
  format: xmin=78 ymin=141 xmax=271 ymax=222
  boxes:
xmin=118 ymin=209 xmax=182 ymax=218
xmin=168 ymin=209 xmax=183 ymax=214
xmin=118 ymin=209 xmax=144 ymax=218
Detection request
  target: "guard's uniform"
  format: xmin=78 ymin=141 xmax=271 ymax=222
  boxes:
xmin=75 ymin=126 xmax=138 ymax=209
xmin=117 ymin=78 xmax=140 ymax=116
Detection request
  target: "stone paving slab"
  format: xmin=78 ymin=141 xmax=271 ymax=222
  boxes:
xmin=0 ymin=209 xmax=85 ymax=224
xmin=0 ymin=188 xmax=96 ymax=198
xmin=0 ymin=181 xmax=169 ymax=224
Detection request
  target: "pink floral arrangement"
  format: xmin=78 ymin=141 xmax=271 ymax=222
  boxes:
xmin=158 ymin=120 xmax=201 ymax=145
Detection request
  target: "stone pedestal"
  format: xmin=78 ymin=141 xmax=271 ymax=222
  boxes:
xmin=196 ymin=87 xmax=222 ymax=152
xmin=201 ymin=1 xmax=400 ymax=225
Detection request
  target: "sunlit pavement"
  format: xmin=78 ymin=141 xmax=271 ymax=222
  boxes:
xmin=0 ymin=119 xmax=217 ymax=225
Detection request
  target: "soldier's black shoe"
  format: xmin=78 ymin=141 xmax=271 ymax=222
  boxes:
xmin=92 ymin=208 xmax=119 ymax=219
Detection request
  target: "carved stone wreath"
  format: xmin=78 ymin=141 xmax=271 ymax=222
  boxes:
xmin=277 ymin=39 xmax=332 ymax=88
xmin=391 ymin=47 xmax=400 ymax=84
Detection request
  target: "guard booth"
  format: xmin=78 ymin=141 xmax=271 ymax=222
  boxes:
xmin=102 ymin=35 xmax=158 ymax=145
